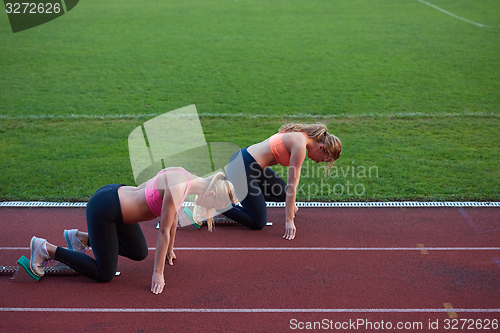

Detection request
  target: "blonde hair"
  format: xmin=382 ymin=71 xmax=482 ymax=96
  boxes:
xmin=279 ymin=123 xmax=342 ymax=166
xmin=201 ymin=172 xmax=237 ymax=231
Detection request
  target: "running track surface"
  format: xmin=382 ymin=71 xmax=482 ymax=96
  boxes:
xmin=0 ymin=207 xmax=499 ymax=332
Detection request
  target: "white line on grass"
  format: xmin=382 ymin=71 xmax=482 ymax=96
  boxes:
xmin=0 ymin=111 xmax=498 ymax=120
xmin=2 ymin=247 xmax=500 ymax=251
xmin=0 ymin=307 xmax=498 ymax=313
xmin=417 ymin=0 xmax=485 ymax=27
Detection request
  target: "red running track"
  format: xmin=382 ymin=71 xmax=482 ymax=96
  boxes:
xmin=0 ymin=207 xmax=499 ymax=332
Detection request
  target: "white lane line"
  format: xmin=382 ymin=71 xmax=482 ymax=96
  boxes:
xmin=0 ymin=307 xmax=498 ymax=313
xmin=171 ymin=247 xmax=500 ymax=251
xmin=2 ymin=247 xmax=500 ymax=251
xmin=417 ymin=0 xmax=485 ymax=27
xmin=0 ymin=247 xmax=28 ymax=250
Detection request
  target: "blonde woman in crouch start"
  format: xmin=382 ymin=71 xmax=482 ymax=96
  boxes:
xmin=221 ymin=123 xmax=342 ymax=240
xmin=28 ymin=169 xmax=236 ymax=294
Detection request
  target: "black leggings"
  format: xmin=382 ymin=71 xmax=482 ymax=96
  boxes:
xmin=54 ymin=184 xmax=148 ymax=282
xmin=221 ymin=148 xmax=287 ymax=230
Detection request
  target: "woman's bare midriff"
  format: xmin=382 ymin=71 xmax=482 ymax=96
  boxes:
xmin=117 ymin=185 xmax=157 ymax=224
xmin=246 ymin=139 xmax=277 ymax=169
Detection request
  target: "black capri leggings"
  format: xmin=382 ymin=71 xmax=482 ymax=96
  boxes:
xmin=221 ymin=148 xmax=287 ymax=230
xmin=54 ymin=184 xmax=148 ymax=282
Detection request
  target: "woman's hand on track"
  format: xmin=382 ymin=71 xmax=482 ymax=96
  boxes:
xmin=283 ymin=221 xmax=296 ymax=240
xmin=151 ymin=272 xmax=165 ymax=294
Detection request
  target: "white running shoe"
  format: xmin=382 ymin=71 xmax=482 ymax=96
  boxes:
xmin=64 ymin=229 xmax=88 ymax=253
xmin=29 ymin=236 xmax=51 ymax=277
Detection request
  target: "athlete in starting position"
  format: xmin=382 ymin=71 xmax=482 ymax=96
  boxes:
xmin=28 ymin=168 xmax=236 ymax=294
xmin=222 ymin=123 xmax=341 ymax=240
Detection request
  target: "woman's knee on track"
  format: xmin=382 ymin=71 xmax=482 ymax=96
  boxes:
xmin=96 ymin=269 xmax=117 ymax=283
xmin=124 ymin=246 xmax=148 ymax=261
xmin=249 ymin=218 xmax=267 ymax=230
xmin=130 ymin=247 xmax=148 ymax=261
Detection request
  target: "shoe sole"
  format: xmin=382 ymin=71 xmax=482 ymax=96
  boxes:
xmin=29 ymin=236 xmax=44 ymax=278
xmin=63 ymin=230 xmax=73 ymax=251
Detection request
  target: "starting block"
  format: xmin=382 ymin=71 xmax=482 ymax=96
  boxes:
xmin=157 ymin=207 xmax=273 ymax=229
xmin=158 ymin=220 xmax=273 ymax=229
xmin=211 ymin=218 xmax=273 ymax=226
xmin=0 ymin=255 xmax=120 ymax=282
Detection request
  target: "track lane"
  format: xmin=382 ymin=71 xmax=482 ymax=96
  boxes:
xmin=0 ymin=207 xmax=498 ymax=332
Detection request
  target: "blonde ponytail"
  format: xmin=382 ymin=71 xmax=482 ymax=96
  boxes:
xmin=202 ymin=172 xmax=237 ymax=231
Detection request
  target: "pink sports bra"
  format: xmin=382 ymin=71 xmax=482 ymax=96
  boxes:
xmin=268 ymin=132 xmax=308 ymax=167
xmin=144 ymin=169 xmax=191 ymax=217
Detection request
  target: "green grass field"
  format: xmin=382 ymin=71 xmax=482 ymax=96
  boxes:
xmin=1 ymin=0 xmax=499 ymax=201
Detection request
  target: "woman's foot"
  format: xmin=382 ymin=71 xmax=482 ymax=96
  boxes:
xmin=64 ymin=229 xmax=88 ymax=253
xmin=29 ymin=236 xmax=51 ymax=277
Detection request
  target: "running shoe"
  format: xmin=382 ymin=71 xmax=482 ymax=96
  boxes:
xmin=64 ymin=229 xmax=88 ymax=253
xmin=185 ymin=206 xmax=202 ymax=228
xmin=29 ymin=236 xmax=51 ymax=277
xmin=192 ymin=205 xmax=206 ymax=227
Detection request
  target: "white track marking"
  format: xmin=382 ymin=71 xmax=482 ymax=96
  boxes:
xmin=0 ymin=307 xmax=498 ymax=313
xmin=0 ymin=247 xmax=28 ymax=250
xmin=417 ymin=0 xmax=485 ymax=27
xmin=2 ymin=247 xmax=500 ymax=251
xmin=171 ymin=247 xmax=500 ymax=251
xmin=0 ymin=111 xmax=497 ymax=120
xmin=1 ymin=201 xmax=499 ymax=208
